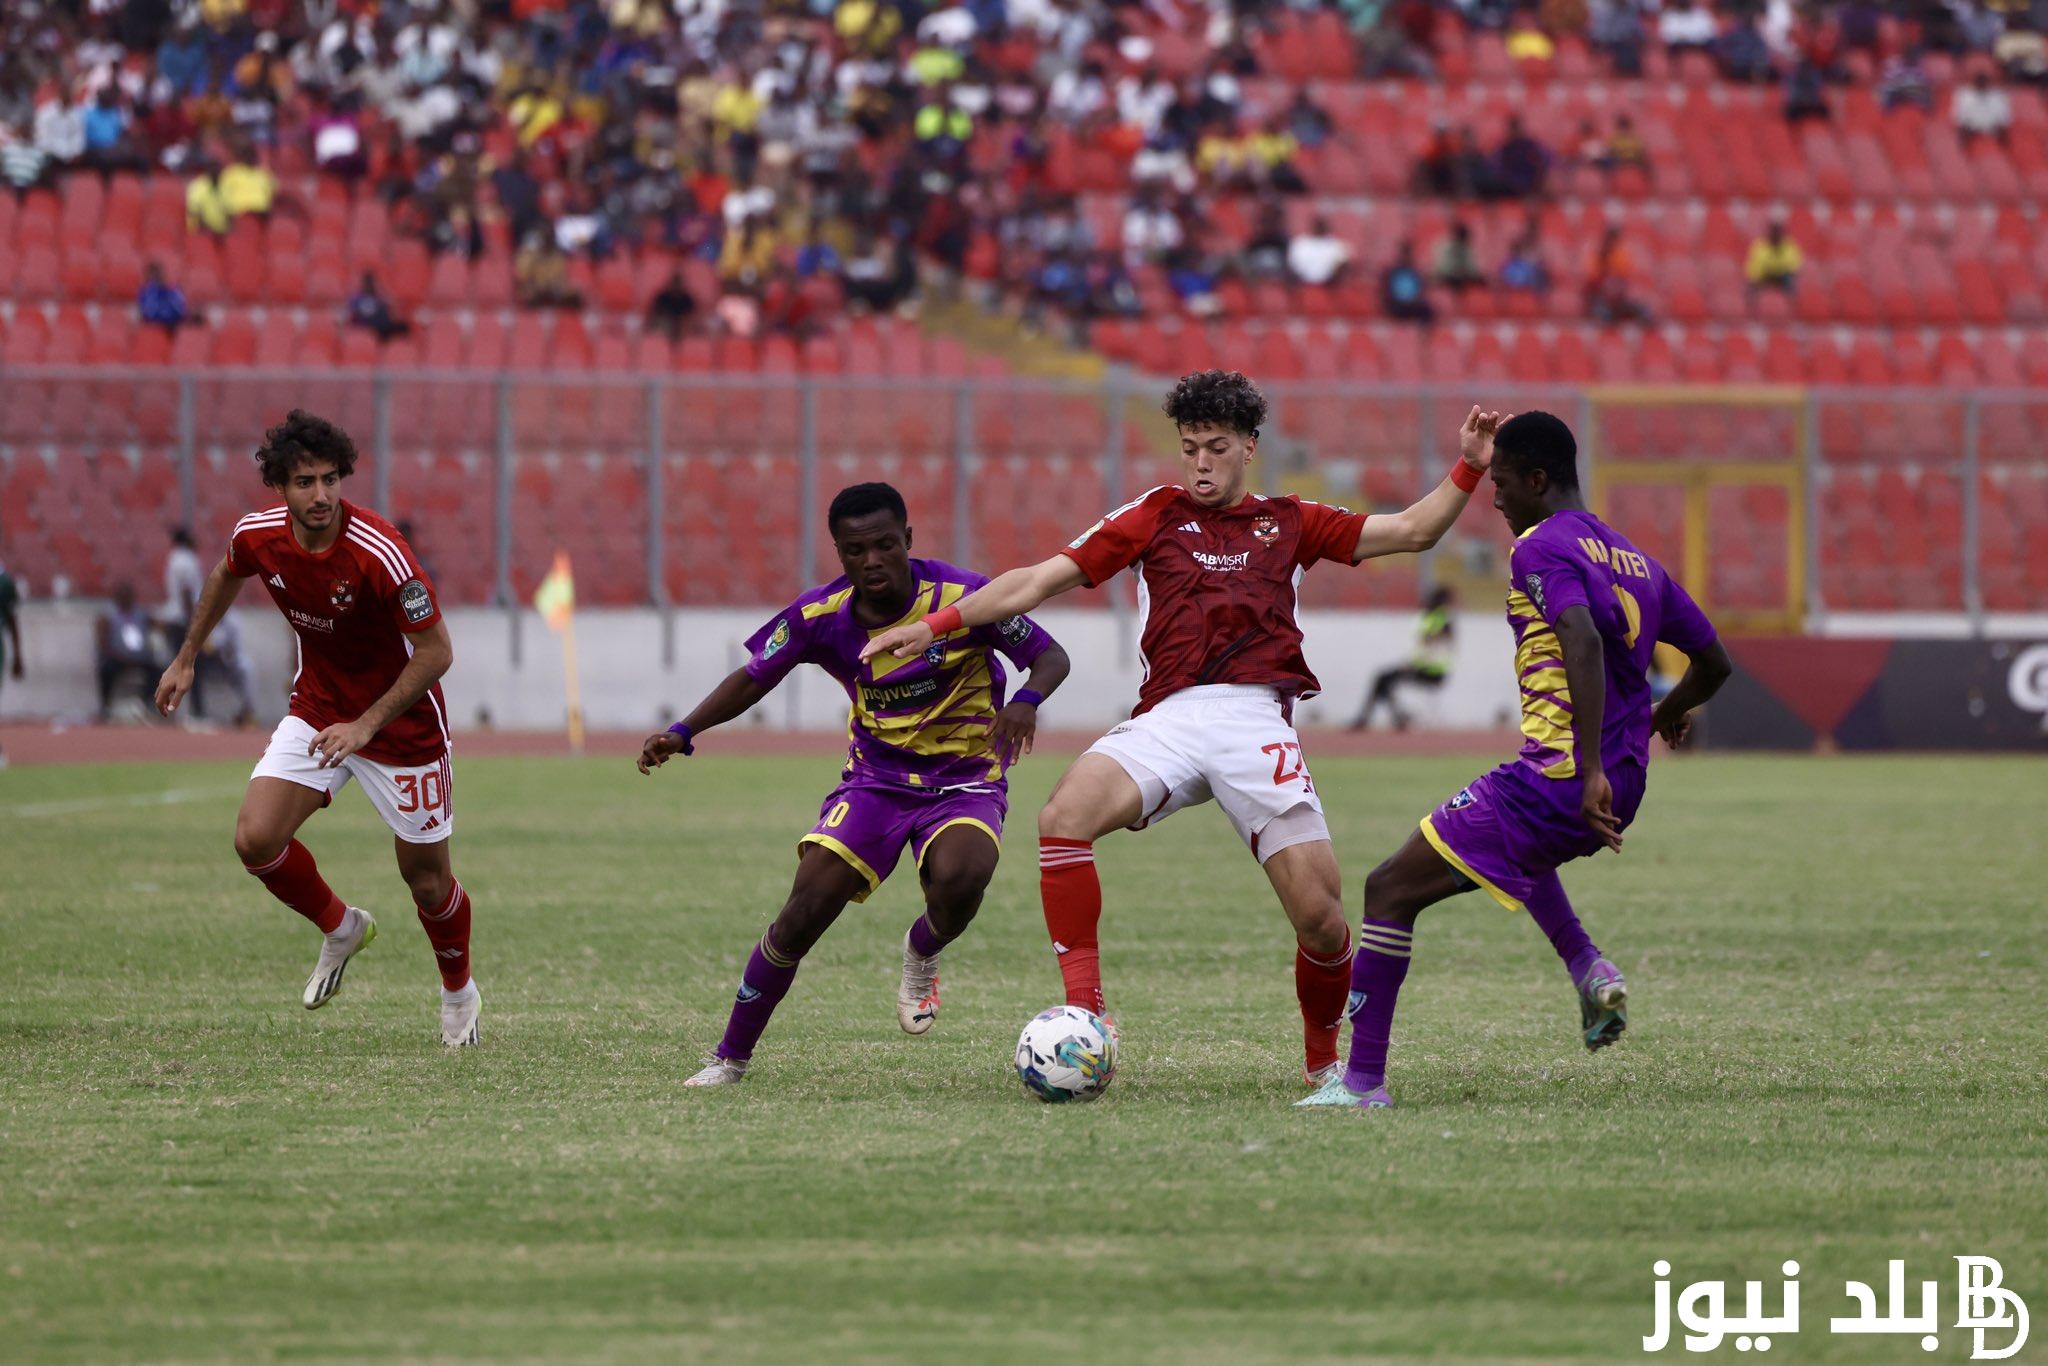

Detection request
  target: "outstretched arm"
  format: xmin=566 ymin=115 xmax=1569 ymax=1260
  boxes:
xmin=155 ymin=557 xmax=246 ymax=716
xmin=1554 ymin=605 xmax=1620 ymax=851
xmin=637 ymin=666 xmax=772 ymax=774
xmin=859 ymin=555 xmax=1088 ymax=664
xmin=308 ymin=620 xmax=454 ymax=767
xmin=1651 ymin=640 xmax=1733 ymax=749
xmin=1352 ymin=406 xmax=1504 ymax=562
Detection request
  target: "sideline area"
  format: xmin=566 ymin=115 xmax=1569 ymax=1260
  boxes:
xmin=0 ymin=722 xmax=1520 ymax=767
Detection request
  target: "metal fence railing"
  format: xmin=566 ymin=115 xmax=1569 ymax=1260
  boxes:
xmin=2 ymin=369 xmax=2042 ymax=630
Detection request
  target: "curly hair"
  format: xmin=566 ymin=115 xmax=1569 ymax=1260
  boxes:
xmin=254 ymin=410 xmax=358 ymax=488
xmin=1162 ymin=370 xmax=1267 ymax=438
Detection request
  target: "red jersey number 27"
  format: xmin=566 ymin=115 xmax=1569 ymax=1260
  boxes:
xmin=1262 ymin=742 xmax=1314 ymax=793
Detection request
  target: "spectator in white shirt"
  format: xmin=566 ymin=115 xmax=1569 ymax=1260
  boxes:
xmin=1287 ymin=217 xmax=1352 ymax=287
xmin=1121 ymin=191 xmax=1184 ymax=267
xmin=34 ymin=95 xmax=87 ymax=164
xmin=1659 ymin=0 xmax=1719 ymax=50
xmin=1952 ymin=71 xmax=2013 ymax=142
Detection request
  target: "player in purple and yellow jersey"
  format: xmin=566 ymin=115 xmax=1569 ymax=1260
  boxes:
xmin=637 ymin=483 xmax=1070 ymax=1087
xmin=1301 ymin=411 xmax=1732 ymax=1110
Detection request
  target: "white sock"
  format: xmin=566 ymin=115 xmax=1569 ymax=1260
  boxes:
xmin=441 ymin=979 xmax=478 ymax=1005
xmin=327 ymin=906 xmax=361 ymax=940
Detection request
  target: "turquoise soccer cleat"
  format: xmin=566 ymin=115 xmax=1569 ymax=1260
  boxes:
xmin=1294 ymin=1075 xmax=1394 ymax=1110
xmin=1577 ymin=957 xmax=1629 ymax=1051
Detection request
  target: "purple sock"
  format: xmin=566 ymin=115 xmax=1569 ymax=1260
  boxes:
xmin=1344 ymin=916 xmax=1415 ymax=1092
xmin=907 ymin=913 xmax=949 ymax=958
xmin=714 ymin=933 xmax=803 ymax=1062
xmin=1524 ymin=874 xmax=1601 ymax=986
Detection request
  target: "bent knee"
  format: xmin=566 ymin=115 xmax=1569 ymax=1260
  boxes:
xmin=404 ymin=869 xmax=453 ymax=909
xmin=1037 ymin=797 xmax=1100 ymax=842
xmin=1362 ymin=860 xmax=1423 ymax=925
xmin=922 ymin=867 xmax=990 ymax=913
xmin=233 ymin=822 xmax=288 ymax=868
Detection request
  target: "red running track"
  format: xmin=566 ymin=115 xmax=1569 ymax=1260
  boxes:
xmin=0 ymin=722 xmax=1520 ymax=768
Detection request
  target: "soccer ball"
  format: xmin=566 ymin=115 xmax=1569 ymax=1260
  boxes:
xmin=1013 ymin=1005 xmax=1118 ymax=1103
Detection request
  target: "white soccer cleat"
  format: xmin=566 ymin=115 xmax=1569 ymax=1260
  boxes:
xmin=440 ymin=981 xmax=481 ymax=1048
xmin=683 ymin=1056 xmax=749 ymax=1087
xmin=1305 ymin=1060 xmax=1344 ymax=1090
xmin=896 ymin=928 xmax=941 ymax=1035
xmin=302 ymin=906 xmax=376 ymax=1010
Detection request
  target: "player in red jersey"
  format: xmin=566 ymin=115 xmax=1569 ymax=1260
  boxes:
xmin=866 ymin=371 xmax=1501 ymax=1086
xmin=154 ymin=411 xmax=479 ymax=1046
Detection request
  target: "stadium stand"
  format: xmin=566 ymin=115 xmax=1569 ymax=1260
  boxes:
xmin=1 ymin=0 xmax=2044 ymax=613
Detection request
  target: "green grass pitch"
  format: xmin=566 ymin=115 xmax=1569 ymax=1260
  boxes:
xmin=3 ymin=750 xmax=2044 ymax=1362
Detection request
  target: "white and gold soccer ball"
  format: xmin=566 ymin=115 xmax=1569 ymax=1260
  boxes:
xmin=1013 ymin=1005 xmax=1117 ymax=1103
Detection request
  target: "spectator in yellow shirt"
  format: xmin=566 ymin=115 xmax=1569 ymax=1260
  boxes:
xmin=1506 ymin=15 xmax=1558 ymax=64
xmin=719 ymin=219 xmax=779 ymax=288
xmin=835 ymin=0 xmax=901 ymax=56
xmin=711 ymin=75 xmax=761 ymax=134
xmin=186 ymin=163 xmax=229 ymax=235
xmin=219 ymin=151 xmax=275 ymax=219
xmin=509 ymin=85 xmax=564 ymax=148
xmin=1745 ymin=220 xmax=1802 ymax=296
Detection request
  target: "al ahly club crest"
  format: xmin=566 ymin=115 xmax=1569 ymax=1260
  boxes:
xmin=329 ymin=580 xmax=355 ymax=611
xmin=1251 ymin=516 xmax=1280 ymax=546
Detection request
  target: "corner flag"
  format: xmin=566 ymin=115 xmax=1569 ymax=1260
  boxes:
xmin=534 ymin=552 xmax=584 ymax=751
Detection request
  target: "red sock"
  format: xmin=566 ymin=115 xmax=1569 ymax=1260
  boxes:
xmin=1296 ymin=927 xmax=1353 ymax=1074
xmin=244 ymin=840 xmax=346 ymax=934
xmin=1040 ymin=838 xmax=1104 ymax=1014
xmin=416 ymin=881 xmax=473 ymax=992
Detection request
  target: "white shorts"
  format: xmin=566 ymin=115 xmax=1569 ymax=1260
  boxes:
xmin=251 ymin=715 xmax=455 ymax=845
xmin=1086 ymin=685 xmax=1329 ymax=864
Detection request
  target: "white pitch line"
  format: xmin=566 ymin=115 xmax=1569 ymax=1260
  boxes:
xmin=1 ymin=785 xmax=240 ymax=819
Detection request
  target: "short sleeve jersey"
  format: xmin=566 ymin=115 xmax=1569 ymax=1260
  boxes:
xmin=1059 ymin=485 xmax=1365 ymax=715
xmin=743 ymin=558 xmax=1057 ymax=788
xmin=1506 ymin=508 xmax=1718 ymax=780
xmin=226 ymin=500 xmax=449 ymax=765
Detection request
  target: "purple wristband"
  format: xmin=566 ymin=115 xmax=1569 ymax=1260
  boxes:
xmin=1011 ymin=689 xmax=1044 ymax=709
xmin=666 ymin=722 xmax=695 ymax=754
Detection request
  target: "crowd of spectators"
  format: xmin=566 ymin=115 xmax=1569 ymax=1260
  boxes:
xmin=1 ymin=0 xmax=2042 ymax=349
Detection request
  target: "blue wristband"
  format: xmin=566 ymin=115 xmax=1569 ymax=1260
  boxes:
xmin=666 ymin=722 xmax=695 ymax=754
xmin=1011 ymin=689 xmax=1044 ymax=710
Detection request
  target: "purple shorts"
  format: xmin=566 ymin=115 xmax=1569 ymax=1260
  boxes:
xmin=1419 ymin=760 xmax=1647 ymax=912
xmin=799 ymin=777 xmax=1007 ymax=902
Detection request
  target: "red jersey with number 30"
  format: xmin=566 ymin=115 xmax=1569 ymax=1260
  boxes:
xmin=1060 ymin=485 xmax=1367 ymax=716
xmin=226 ymin=499 xmax=449 ymax=764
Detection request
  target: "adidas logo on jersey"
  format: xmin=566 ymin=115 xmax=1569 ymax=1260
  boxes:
xmin=268 ymin=574 xmax=286 ymax=589
xmin=1177 ymin=522 xmax=1201 ymax=533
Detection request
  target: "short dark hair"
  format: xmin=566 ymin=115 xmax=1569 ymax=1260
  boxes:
xmin=255 ymin=410 xmax=358 ymax=488
xmin=828 ymin=482 xmax=908 ymax=533
xmin=1492 ymin=411 xmax=1579 ymax=490
xmin=1163 ymin=370 xmax=1266 ymax=438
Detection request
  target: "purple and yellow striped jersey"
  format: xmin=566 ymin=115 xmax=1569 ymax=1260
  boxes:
xmin=1505 ymin=509 xmax=1718 ymax=780
xmin=742 ymin=559 xmax=1057 ymax=788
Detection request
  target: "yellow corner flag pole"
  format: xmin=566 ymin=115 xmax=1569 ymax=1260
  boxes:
xmin=534 ymin=551 xmax=584 ymax=753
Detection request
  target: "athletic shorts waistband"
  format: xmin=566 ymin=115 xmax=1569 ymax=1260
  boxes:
xmin=1153 ymin=684 xmax=1284 ymax=707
